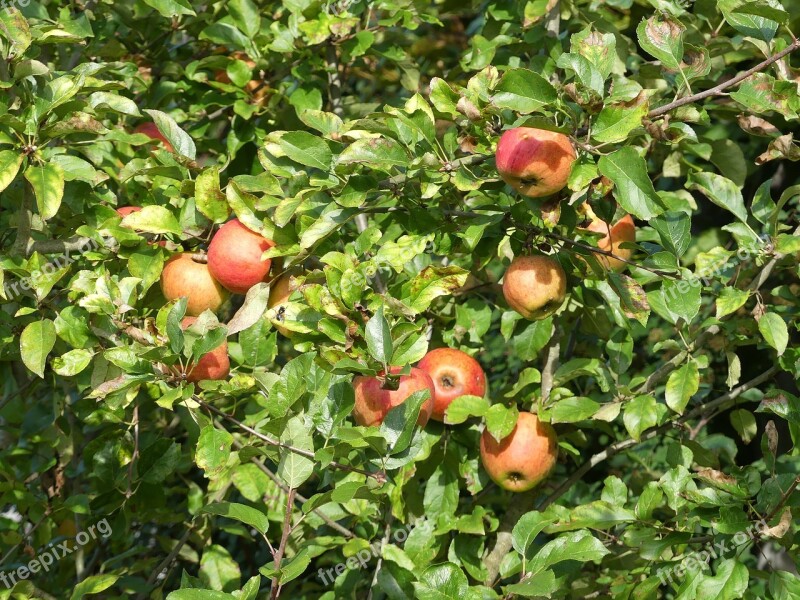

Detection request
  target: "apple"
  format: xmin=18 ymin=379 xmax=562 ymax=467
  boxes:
xmin=583 ymin=213 xmax=636 ymax=272
xmin=179 ymin=316 xmax=230 ymax=382
xmin=495 ymin=127 xmax=576 ymax=197
xmin=352 ymin=366 xmax=436 ymax=427
xmin=207 ymin=219 xmax=276 ymax=295
xmin=480 ymin=412 xmax=558 ymax=492
xmin=502 ymin=255 xmax=567 ymax=320
xmin=161 ymin=253 xmax=229 ymax=316
xmin=417 ymin=348 xmax=486 ymax=421
xmin=134 ymin=122 xmax=174 ymax=153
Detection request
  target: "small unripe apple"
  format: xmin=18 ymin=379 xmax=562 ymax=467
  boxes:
xmin=495 ymin=127 xmax=576 ymax=197
xmin=352 ymin=366 xmax=436 ymax=427
xmin=161 ymin=253 xmax=228 ymax=316
xmin=179 ymin=316 xmax=230 ymax=382
xmin=480 ymin=412 xmax=558 ymax=492
xmin=207 ymin=219 xmax=276 ymax=295
xmin=134 ymin=122 xmax=174 ymax=153
xmin=583 ymin=214 xmax=636 ymax=272
xmin=502 ymin=255 xmax=567 ymax=320
xmin=417 ymin=348 xmax=486 ymax=422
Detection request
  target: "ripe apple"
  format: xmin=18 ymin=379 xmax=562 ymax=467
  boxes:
xmin=352 ymin=366 xmax=436 ymax=427
xmin=207 ymin=219 xmax=276 ymax=295
xmin=502 ymin=255 xmax=567 ymax=320
xmin=583 ymin=213 xmax=636 ymax=272
xmin=417 ymin=348 xmax=486 ymax=422
xmin=480 ymin=412 xmax=558 ymax=492
xmin=160 ymin=253 xmax=229 ymax=316
xmin=495 ymin=127 xmax=576 ymax=197
xmin=134 ymin=122 xmax=174 ymax=153
xmin=179 ymin=316 xmax=230 ymax=382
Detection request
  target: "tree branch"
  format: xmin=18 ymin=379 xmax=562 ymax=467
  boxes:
xmin=648 ymin=38 xmax=800 ymax=119
xmin=197 ymin=398 xmax=386 ymax=483
xmin=270 ymin=487 xmax=297 ymax=599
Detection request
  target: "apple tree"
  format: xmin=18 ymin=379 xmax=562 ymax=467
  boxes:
xmin=1 ymin=0 xmax=800 ymax=598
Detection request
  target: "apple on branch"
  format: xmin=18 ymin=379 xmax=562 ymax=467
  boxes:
xmin=353 ymin=366 xmax=436 ymax=427
xmin=207 ymin=219 xmax=276 ymax=295
xmin=178 ymin=316 xmax=230 ymax=382
xmin=495 ymin=127 xmax=576 ymax=197
xmin=581 ymin=211 xmax=636 ymax=272
xmin=502 ymin=254 xmax=567 ymax=320
xmin=417 ymin=347 xmax=486 ymax=422
xmin=161 ymin=253 xmax=229 ymax=317
xmin=480 ymin=412 xmax=558 ymax=492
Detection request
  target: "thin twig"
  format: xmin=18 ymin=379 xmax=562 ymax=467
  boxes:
xmin=197 ymin=398 xmax=386 ymax=483
xmin=269 ymin=488 xmax=297 ymax=599
xmin=648 ymin=38 xmax=800 ymax=119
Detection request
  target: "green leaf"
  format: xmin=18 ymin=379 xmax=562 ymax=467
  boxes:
xmin=512 ymin=511 xmax=552 ymax=557
xmin=142 ymin=0 xmax=196 ymax=18
xmin=20 ymin=319 xmax=56 ymax=378
xmin=25 ymin=163 xmax=65 ymax=220
xmin=758 ymin=312 xmax=788 ymax=356
xmin=69 ymin=574 xmax=120 ymax=600
xmin=505 ymin=570 xmax=559 ymax=598
xmin=665 ymin=361 xmax=699 ymax=415
xmin=143 ymin=109 xmax=196 ymax=159
xmin=651 ymin=279 xmax=701 ymax=324
xmin=720 ymin=0 xmax=780 ymax=41
xmin=598 ymin=147 xmax=664 ymax=220
xmin=716 ymin=287 xmax=750 ymax=319
xmin=121 ymin=205 xmax=182 ymax=236
xmin=591 ymin=98 xmax=648 ymax=144
xmin=528 ymin=530 xmax=611 ymax=574
xmin=200 ymin=544 xmax=241 ymax=592
xmin=412 ymin=564 xmax=468 ymax=600
xmin=53 ymin=349 xmax=94 ymax=376
xmin=196 ymin=426 xmax=233 ymax=479
xmin=687 ymin=172 xmax=749 ymax=225
xmin=636 ymin=15 xmax=685 ymax=70
xmin=380 ymin=389 xmax=430 ymax=454
xmin=0 ymin=8 xmax=32 ymax=56
xmin=623 ymin=395 xmax=658 ymax=441
xmin=89 ymin=91 xmax=141 ymax=116
xmin=166 ymin=592 xmax=236 ymax=600
xmin=337 ymin=138 xmax=409 ymax=170
xmin=277 ymin=416 xmax=314 ymax=488
xmin=730 ymin=409 xmax=757 ymax=444
xmin=365 ymin=306 xmax=393 ymax=365
xmin=201 ymin=502 xmax=270 ymax=534
xmin=401 ymin=266 xmax=469 ymax=313
xmin=651 ymin=211 xmax=691 ymax=257
xmin=696 ymin=559 xmax=749 ymax=600
xmin=228 ymin=0 xmax=261 ymax=37
xmin=278 ymin=131 xmax=333 ymax=171
xmin=485 ymin=404 xmax=519 ymax=443
xmin=196 ymin=167 xmax=230 ymax=223
xmin=444 ymin=395 xmax=491 ymax=425
xmin=550 ymin=396 xmax=601 ymax=423
xmin=492 ymin=68 xmax=557 ymax=114
xmin=0 ymin=150 xmax=23 ymax=194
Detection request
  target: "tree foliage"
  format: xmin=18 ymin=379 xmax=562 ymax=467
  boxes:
xmin=1 ymin=0 xmax=800 ymax=598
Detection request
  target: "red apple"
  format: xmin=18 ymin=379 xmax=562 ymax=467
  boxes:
xmin=179 ymin=316 xmax=230 ymax=382
xmin=502 ymin=255 xmax=567 ymax=320
xmin=160 ymin=253 xmax=229 ymax=316
xmin=480 ymin=412 xmax=558 ymax=492
xmin=417 ymin=348 xmax=486 ymax=422
xmin=207 ymin=219 xmax=276 ymax=295
xmin=135 ymin=122 xmax=174 ymax=153
xmin=495 ymin=127 xmax=576 ymax=197
xmin=583 ymin=213 xmax=636 ymax=272
xmin=352 ymin=366 xmax=436 ymax=427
